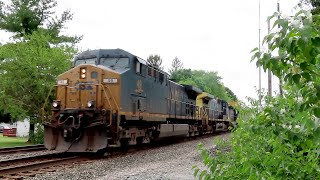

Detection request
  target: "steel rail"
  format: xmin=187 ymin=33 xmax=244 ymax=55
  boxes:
xmin=0 ymin=157 xmax=86 ymax=177
xmin=0 ymin=153 xmax=88 ymax=178
xmin=0 ymin=144 xmax=45 ymax=154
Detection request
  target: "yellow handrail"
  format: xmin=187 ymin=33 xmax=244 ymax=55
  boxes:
xmin=41 ymin=85 xmax=56 ymax=123
xmin=98 ymin=84 xmax=120 ymax=112
xmin=97 ymin=84 xmax=113 ymax=111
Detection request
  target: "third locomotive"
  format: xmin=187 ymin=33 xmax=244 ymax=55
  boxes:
xmin=43 ymin=49 xmax=238 ymax=152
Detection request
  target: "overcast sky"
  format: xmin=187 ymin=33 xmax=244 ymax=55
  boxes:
xmin=0 ymin=0 xmax=300 ymax=102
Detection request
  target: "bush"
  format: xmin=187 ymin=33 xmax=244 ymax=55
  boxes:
xmin=194 ymin=10 xmax=320 ymax=179
xmin=29 ymin=124 xmax=44 ymax=144
xmin=194 ymin=94 xmax=320 ymax=179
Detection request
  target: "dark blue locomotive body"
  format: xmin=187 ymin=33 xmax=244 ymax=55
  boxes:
xmin=44 ymin=49 xmax=237 ymax=152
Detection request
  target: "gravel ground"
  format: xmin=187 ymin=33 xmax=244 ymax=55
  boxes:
xmin=27 ymin=133 xmax=229 ymax=180
xmin=0 ymin=150 xmax=60 ymax=162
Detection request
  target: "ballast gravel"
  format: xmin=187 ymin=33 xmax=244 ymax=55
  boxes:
xmin=27 ymin=133 xmax=229 ymax=180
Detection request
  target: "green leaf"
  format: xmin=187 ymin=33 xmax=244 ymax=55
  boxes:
xmin=199 ymin=170 xmax=207 ymax=180
xmin=197 ymin=143 xmax=204 ymax=151
xmin=273 ymin=19 xmax=280 ymax=29
xmin=301 ymin=72 xmax=311 ymax=81
xmin=298 ymin=38 xmax=306 ymax=51
xmin=284 ymin=73 xmax=292 ymax=82
xmin=292 ymin=74 xmax=301 ymax=84
xmin=288 ymin=37 xmax=294 ymax=50
xmin=312 ymin=37 xmax=320 ymax=47
xmin=250 ymin=47 xmax=259 ymax=53
xmin=256 ymin=60 xmax=261 ymax=67
xmin=314 ymin=127 xmax=320 ymax=139
xmin=314 ymin=108 xmax=320 ymax=118
xmin=193 ymin=168 xmax=200 ymax=177
xmin=267 ymin=12 xmax=278 ymax=22
xmin=204 ymin=174 xmax=211 ymax=180
xmin=251 ymin=51 xmax=261 ymax=62
xmin=300 ymin=62 xmax=309 ymax=71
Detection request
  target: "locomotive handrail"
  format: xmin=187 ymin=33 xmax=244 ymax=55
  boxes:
xmin=104 ymin=85 xmax=120 ymax=111
xmin=97 ymin=84 xmax=120 ymax=111
xmin=98 ymin=84 xmax=113 ymax=111
xmin=203 ymin=107 xmax=226 ymax=121
xmin=97 ymin=84 xmax=119 ymax=127
xmin=166 ymin=98 xmax=224 ymax=119
xmin=165 ymin=97 xmax=228 ymax=122
xmin=202 ymin=107 xmax=223 ymax=114
xmin=41 ymin=85 xmax=56 ymax=123
xmin=167 ymin=98 xmax=198 ymax=119
xmin=165 ymin=98 xmax=198 ymax=106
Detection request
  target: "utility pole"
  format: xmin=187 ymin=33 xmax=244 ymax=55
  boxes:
xmin=277 ymin=0 xmax=283 ymax=96
xmin=267 ymin=19 xmax=272 ymax=96
xmin=258 ymin=0 xmax=262 ymax=104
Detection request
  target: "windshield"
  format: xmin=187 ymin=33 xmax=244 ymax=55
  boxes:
xmin=74 ymin=58 xmax=97 ymax=66
xmin=100 ymin=57 xmax=129 ymax=68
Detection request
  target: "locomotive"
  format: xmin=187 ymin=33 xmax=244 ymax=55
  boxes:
xmin=43 ymin=49 xmax=238 ymax=152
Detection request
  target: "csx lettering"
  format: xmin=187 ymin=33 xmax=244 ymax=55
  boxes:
xmin=76 ymin=85 xmax=93 ymax=91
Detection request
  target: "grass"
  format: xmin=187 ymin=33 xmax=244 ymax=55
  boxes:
xmin=0 ymin=133 xmax=30 ymax=148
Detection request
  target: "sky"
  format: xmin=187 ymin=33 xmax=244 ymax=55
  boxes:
xmin=0 ymin=0 xmax=300 ymax=102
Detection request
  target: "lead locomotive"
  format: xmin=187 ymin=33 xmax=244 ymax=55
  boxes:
xmin=43 ymin=49 xmax=238 ymax=152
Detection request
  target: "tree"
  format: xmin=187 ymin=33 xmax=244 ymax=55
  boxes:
xmin=169 ymin=56 xmax=183 ymax=74
xmin=0 ymin=0 xmax=80 ymax=142
xmin=194 ymin=10 xmax=320 ymax=179
xmin=171 ymin=69 xmax=232 ymax=101
xmin=146 ymin=54 xmax=163 ymax=70
xmin=225 ymin=87 xmax=238 ymax=101
xmin=0 ymin=31 xmax=76 ymax=142
xmin=0 ymin=0 xmax=81 ymax=43
xmin=299 ymin=0 xmax=320 ymax=14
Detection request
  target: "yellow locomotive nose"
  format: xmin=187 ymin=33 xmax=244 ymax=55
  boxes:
xmin=54 ymin=65 xmax=101 ymax=109
xmin=45 ymin=62 xmax=121 ymax=152
xmin=55 ymin=63 xmax=121 ymax=111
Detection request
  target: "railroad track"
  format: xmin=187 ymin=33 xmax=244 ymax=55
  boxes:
xmin=0 ymin=132 xmax=228 ymax=179
xmin=0 ymin=144 xmax=46 ymax=154
xmin=0 ymin=153 xmax=91 ymax=179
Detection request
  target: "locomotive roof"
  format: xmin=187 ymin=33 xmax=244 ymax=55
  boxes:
xmin=183 ymin=85 xmax=203 ymax=94
xmin=75 ymin=48 xmax=168 ymax=74
xmin=75 ymin=49 xmax=135 ymax=60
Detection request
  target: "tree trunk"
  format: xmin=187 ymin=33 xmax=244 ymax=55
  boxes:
xmin=28 ymin=123 xmax=35 ymax=142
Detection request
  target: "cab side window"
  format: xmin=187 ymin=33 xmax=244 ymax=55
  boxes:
xmin=136 ymin=62 xmax=141 ymax=74
xmin=159 ymin=73 xmax=164 ymax=84
xmin=153 ymin=70 xmax=157 ymax=81
xmin=148 ymin=67 xmax=152 ymax=76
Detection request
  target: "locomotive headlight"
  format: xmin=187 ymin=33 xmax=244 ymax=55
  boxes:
xmin=52 ymin=101 xmax=60 ymax=108
xmin=80 ymin=68 xmax=87 ymax=79
xmin=87 ymin=100 xmax=95 ymax=108
xmin=52 ymin=102 xmax=58 ymax=108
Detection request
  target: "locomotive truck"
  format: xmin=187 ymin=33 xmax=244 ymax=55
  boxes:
xmin=43 ymin=49 xmax=237 ymax=152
